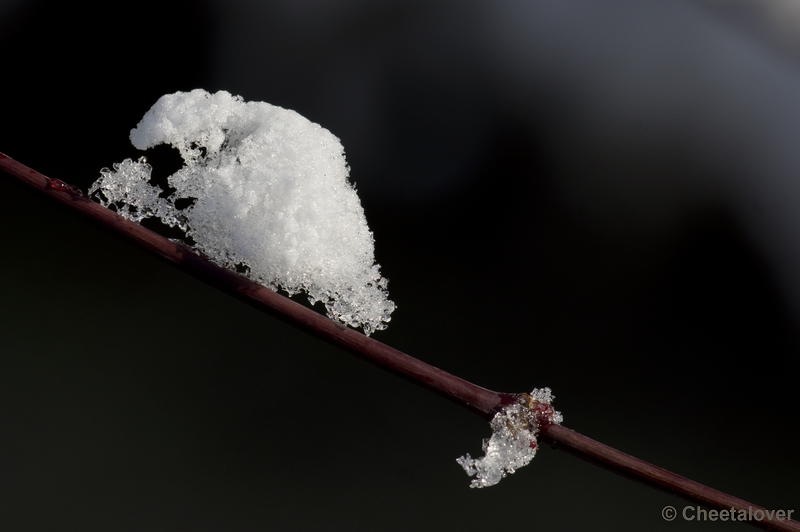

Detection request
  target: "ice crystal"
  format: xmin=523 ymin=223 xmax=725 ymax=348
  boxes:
xmin=457 ymin=387 xmax=563 ymax=488
xmin=90 ymin=89 xmax=395 ymax=335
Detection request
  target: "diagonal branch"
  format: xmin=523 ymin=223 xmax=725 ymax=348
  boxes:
xmin=1 ymin=152 xmax=797 ymax=532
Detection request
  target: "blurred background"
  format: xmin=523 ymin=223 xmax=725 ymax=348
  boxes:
xmin=1 ymin=0 xmax=799 ymax=530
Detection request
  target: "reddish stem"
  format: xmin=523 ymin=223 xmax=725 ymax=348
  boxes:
xmin=1 ymin=152 xmax=797 ymax=532
xmin=540 ymin=425 xmax=799 ymax=532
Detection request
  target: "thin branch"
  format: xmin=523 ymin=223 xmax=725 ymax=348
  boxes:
xmin=2 ymin=152 xmax=797 ymax=532
xmin=540 ymin=425 xmax=799 ymax=531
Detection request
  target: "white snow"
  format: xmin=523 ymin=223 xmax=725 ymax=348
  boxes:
xmin=90 ymin=89 xmax=395 ymax=335
xmin=457 ymin=387 xmax=563 ymax=488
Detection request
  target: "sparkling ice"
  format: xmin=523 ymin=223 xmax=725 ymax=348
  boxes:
xmin=90 ymin=90 xmax=395 ymax=335
xmin=457 ymin=388 xmax=563 ymax=488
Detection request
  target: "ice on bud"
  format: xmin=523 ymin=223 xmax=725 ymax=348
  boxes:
xmin=457 ymin=387 xmax=563 ymax=488
xmin=90 ymin=89 xmax=395 ymax=335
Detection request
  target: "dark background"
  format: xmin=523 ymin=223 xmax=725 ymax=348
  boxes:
xmin=1 ymin=0 xmax=798 ymax=530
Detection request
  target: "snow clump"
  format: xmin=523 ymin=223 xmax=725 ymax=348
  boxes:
xmin=457 ymin=388 xmax=563 ymax=488
xmin=90 ymin=89 xmax=394 ymax=335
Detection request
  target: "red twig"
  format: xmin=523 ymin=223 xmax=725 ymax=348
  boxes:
xmin=1 ymin=152 xmax=797 ymax=532
xmin=541 ymin=425 xmax=799 ymax=531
